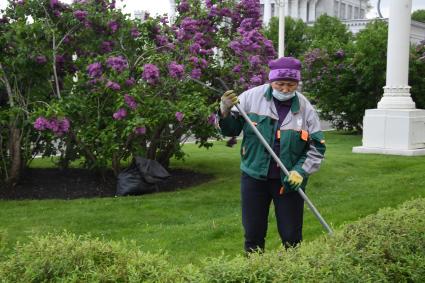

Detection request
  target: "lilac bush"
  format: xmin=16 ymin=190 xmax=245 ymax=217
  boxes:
xmin=1 ymin=0 xmax=277 ymax=179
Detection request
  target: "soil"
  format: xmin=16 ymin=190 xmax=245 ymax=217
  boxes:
xmin=0 ymin=168 xmax=214 ymax=200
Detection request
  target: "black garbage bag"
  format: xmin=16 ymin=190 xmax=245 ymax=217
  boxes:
xmin=116 ymin=157 xmax=170 ymax=196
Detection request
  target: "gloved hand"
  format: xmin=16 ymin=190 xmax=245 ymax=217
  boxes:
xmin=220 ymin=90 xmax=239 ymax=117
xmin=283 ymin=170 xmax=303 ymax=192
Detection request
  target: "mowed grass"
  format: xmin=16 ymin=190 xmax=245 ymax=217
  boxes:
xmin=1 ymin=131 xmax=425 ymax=266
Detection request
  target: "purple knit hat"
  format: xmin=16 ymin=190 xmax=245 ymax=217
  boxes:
xmin=268 ymin=57 xmax=301 ymax=82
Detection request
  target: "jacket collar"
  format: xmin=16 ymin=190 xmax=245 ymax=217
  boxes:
xmin=264 ymin=84 xmax=300 ymax=114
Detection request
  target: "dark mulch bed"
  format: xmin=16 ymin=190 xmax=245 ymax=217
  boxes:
xmin=0 ymin=168 xmax=214 ymax=200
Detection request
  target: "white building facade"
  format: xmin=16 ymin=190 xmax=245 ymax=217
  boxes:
xmin=260 ymin=0 xmax=368 ymax=24
xmin=260 ymin=0 xmax=425 ymax=44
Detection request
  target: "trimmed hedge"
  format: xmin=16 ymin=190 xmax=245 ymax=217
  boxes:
xmin=1 ymin=198 xmax=424 ymax=282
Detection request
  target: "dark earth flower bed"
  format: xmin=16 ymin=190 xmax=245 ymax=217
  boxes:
xmin=0 ymin=168 xmax=213 ymax=200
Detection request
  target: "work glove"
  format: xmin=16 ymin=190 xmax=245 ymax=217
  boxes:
xmin=283 ymin=170 xmax=303 ymax=192
xmin=220 ymin=90 xmax=239 ymax=117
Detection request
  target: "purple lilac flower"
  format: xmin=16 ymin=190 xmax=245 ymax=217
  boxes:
xmin=160 ymin=16 xmax=169 ymax=25
xmin=180 ymin=18 xmax=199 ymax=34
xmin=108 ymin=20 xmax=119 ymax=33
xmin=84 ymin=20 xmax=91 ymax=28
xmin=87 ymin=62 xmax=102 ymax=78
xmin=63 ymin=35 xmax=70 ymax=44
xmin=189 ymin=43 xmax=201 ymax=54
xmin=199 ymin=58 xmax=208 ymax=69
xmin=55 ymin=55 xmax=65 ymax=64
xmin=189 ymin=56 xmax=198 ymax=64
xmin=125 ymin=77 xmax=136 ymax=86
xmin=113 ymin=108 xmax=127 ymax=120
xmin=335 ymin=49 xmax=345 ymax=58
xmin=155 ymin=35 xmax=168 ymax=47
xmin=73 ymin=10 xmax=88 ymax=22
xmin=168 ymin=62 xmax=185 ymax=79
xmin=207 ymin=113 xmax=216 ymax=125
xmin=34 ymin=117 xmax=49 ymax=131
xmin=88 ymin=78 xmax=102 ymax=85
xmin=110 ymin=0 xmax=116 ymax=9
xmin=229 ymin=41 xmax=243 ymax=55
xmin=250 ymin=75 xmax=263 ymax=85
xmin=58 ymin=118 xmax=70 ymax=134
xmin=106 ymin=56 xmax=128 ymax=73
xmin=190 ymin=68 xmax=201 ymax=79
xmin=130 ymin=27 xmax=140 ymax=38
xmin=40 ymin=117 xmax=70 ymax=136
xmin=142 ymin=64 xmax=160 ymax=85
xmin=106 ymin=80 xmax=121 ymax=91
xmin=35 ymin=55 xmax=47 ymax=64
xmin=208 ymin=5 xmax=219 ymax=17
xmin=199 ymin=49 xmax=213 ymax=55
xmin=220 ymin=7 xmax=232 ymax=17
xmin=50 ymin=0 xmax=59 ymax=8
xmin=175 ymin=112 xmax=184 ymax=122
xmin=53 ymin=10 xmax=61 ymax=17
xmin=16 ymin=0 xmax=25 ymax=5
xmin=232 ymin=64 xmax=241 ymax=73
xmin=124 ymin=94 xmax=138 ymax=110
xmin=249 ymin=55 xmax=261 ymax=66
xmin=135 ymin=127 xmax=146 ymax=135
xmin=177 ymin=0 xmax=189 ymax=13
xmin=101 ymin=41 xmax=114 ymax=53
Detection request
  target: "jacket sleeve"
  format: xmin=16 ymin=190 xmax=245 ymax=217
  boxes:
xmin=217 ymin=91 xmax=248 ymax=137
xmin=292 ymin=107 xmax=326 ymax=178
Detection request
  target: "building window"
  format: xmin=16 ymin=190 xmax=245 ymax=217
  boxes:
xmin=340 ymin=3 xmax=346 ymax=19
xmin=348 ymin=5 xmax=352 ymax=19
xmin=260 ymin=4 xmax=264 ymax=17
xmin=271 ymin=3 xmax=275 ymax=16
xmin=360 ymin=8 xmax=365 ymax=18
xmin=354 ymin=7 xmax=359 ymax=18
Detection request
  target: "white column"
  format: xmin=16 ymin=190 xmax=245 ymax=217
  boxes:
xmin=338 ymin=0 xmax=341 ymax=18
xmin=291 ymin=0 xmax=299 ymax=18
xmin=299 ymin=0 xmax=308 ymax=21
xmin=169 ymin=0 xmax=176 ymax=23
xmin=308 ymin=0 xmax=316 ymax=22
xmin=353 ymin=0 xmax=425 ymax=156
xmin=285 ymin=0 xmax=289 ymax=16
xmin=263 ymin=0 xmax=272 ymax=26
xmin=278 ymin=0 xmax=286 ymax=57
xmin=377 ymin=0 xmax=415 ymax=109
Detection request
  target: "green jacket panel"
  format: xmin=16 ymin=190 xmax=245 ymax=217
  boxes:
xmin=219 ymin=84 xmax=326 ymax=187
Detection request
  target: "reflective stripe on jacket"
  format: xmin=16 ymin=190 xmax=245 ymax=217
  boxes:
xmin=219 ymin=84 xmax=326 ymax=188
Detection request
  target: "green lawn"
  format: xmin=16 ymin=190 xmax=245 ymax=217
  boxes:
xmin=1 ymin=131 xmax=425 ymax=266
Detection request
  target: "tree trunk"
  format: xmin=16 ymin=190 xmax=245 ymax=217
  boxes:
xmin=111 ymin=153 xmax=120 ymax=176
xmin=147 ymin=123 xmax=166 ymax=160
xmin=156 ymin=127 xmax=184 ymax=169
xmin=7 ymin=126 xmax=22 ymax=185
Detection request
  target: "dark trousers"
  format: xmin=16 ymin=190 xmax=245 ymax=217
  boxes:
xmin=241 ymin=172 xmax=304 ymax=252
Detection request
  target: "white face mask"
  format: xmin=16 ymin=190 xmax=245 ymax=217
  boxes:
xmin=272 ymin=89 xmax=296 ymax=101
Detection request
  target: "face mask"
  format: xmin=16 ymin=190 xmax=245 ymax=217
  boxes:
xmin=272 ymin=89 xmax=296 ymax=101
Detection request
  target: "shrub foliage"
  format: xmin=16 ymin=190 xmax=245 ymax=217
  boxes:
xmin=1 ymin=198 xmax=424 ymax=282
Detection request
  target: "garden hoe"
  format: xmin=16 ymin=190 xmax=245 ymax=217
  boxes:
xmin=190 ymin=77 xmax=334 ymax=236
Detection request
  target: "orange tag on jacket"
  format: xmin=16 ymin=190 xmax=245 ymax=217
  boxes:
xmin=276 ymin=130 xmax=280 ymax=140
xmin=301 ymin=130 xmax=308 ymax=141
xmin=252 ymin=122 xmax=257 ymax=126
xmin=279 ymin=186 xmax=285 ymax=195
